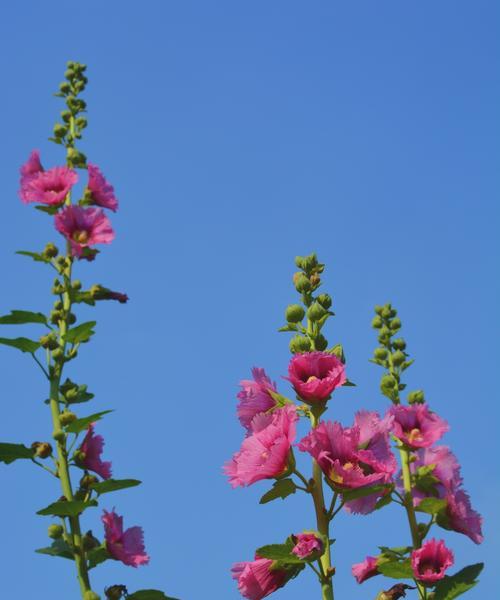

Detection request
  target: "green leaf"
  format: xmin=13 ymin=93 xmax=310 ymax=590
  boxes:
xmin=16 ymin=250 xmax=50 ymax=263
xmin=259 ymin=478 xmax=297 ymax=504
xmin=0 ymin=442 xmax=34 ymax=464
xmin=379 ymin=546 xmax=413 ymax=558
xmin=278 ymin=324 xmax=298 ymax=332
xmin=378 ymin=559 xmax=413 ymax=579
xmin=87 ymin=545 xmax=110 ymax=569
xmin=37 ymin=500 xmax=97 ymax=517
xmin=35 ymin=204 xmax=60 ymax=215
xmin=91 ymin=478 xmax=141 ymax=495
xmin=255 ymin=542 xmax=303 ymax=564
xmin=433 ymin=563 xmax=484 ymax=600
xmin=63 ymin=321 xmax=96 ymax=344
xmin=0 ymin=337 xmax=41 ymax=353
xmin=0 ymin=310 xmax=47 ymax=325
xmin=341 ymin=484 xmax=389 ymax=502
xmin=127 ymin=591 xmax=180 ymax=600
xmin=327 ymin=344 xmax=345 ymax=362
xmin=415 ymin=497 xmax=447 ymax=515
xmin=35 ymin=539 xmax=74 ymax=560
xmin=374 ymin=493 xmax=392 ymax=511
xmin=65 ymin=410 xmax=113 ymax=434
xmin=343 ymin=379 xmax=356 ymax=387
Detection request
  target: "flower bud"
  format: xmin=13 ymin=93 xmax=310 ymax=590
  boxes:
xmin=53 ymin=429 xmax=66 ymax=443
xmin=43 ymin=243 xmax=59 ymax=258
xmin=392 ymin=338 xmax=406 ymax=350
xmin=82 ymin=530 xmax=100 ymax=551
xmin=293 ymin=272 xmax=312 ymax=293
xmin=59 ymin=81 xmax=71 ymax=94
xmin=374 ymin=305 xmax=384 ymax=315
xmin=52 ymin=347 xmax=65 ymax=362
xmin=316 ymin=293 xmax=332 ymax=310
xmin=48 ymin=524 xmax=64 ymax=539
xmin=53 ymin=123 xmax=68 ymax=138
xmin=75 ymin=116 xmax=88 ymax=129
xmin=80 ymin=474 xmax=98 ymax=489
xmin=39 ymin=333 xmax=59 ymax=350
xmin=301 ymin=253 xmax=318 ymax=272
xmin=59 ymin=410 xmax=77 ymax=426
xmin=71 ymin=279 xmax=82 ymax=290
xmin=285 ymin=304 xmax=305 ymax=323
xmin=374 ymin=347 xmax=388 ymax=360
xmin=294 ymin=256 xmax=305 ymax=269
xmin=64 ymin=69 xmax=75 ymax=80
xmin=309 ymin=273 xmax=321 ymax=287
xmin=371 ymin=315 xmax=383 ymax=329
xmin=289 ymin=335 xmax=312 ymax=353
xmin=53 ymin=300 xmax=63 ymax=310
xmin=31 ymin=441 xmax=53 ymax=459
xmin=381 ymin=306 xmax=392 ymax=319
xmin=67 ymin=312 xmax=77 ymax=325
xmin=392 ymin=350 xmax=405 ymax=366
xmin=380 ymin=374 xmax=397 ymax=389
xmin=105 ymin=586 xmax=128 ymax=600
xmin=61 ymin=109 xmax=72 ymax=122
xmin=408 ymin=390 xmax=425 ymax=405
xmin=315 ymin=334 xmax=328 ymax=351
xmin=83 ymin=592 xmax=101 ymax=600
xmin=390 ymin=317 xmax=401 ymax=330
xmin=307 ymin=302 xmax=327 ymax=322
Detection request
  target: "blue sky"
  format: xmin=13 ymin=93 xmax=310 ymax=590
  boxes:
xmin=0 ymin=1 xmax=498 ymax=598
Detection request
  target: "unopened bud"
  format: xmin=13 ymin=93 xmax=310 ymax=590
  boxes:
xmin=381 ymin=306 xmax=392 ymax=319
xmin=374 ymin=305 xmax=384 ymax=315
xmin=75 ymin=116 xmax=87 ymax=129
xmin=392 ymin=350 xmax=405 ymax=366
xmin=61 ymin=109 xmax=72 ymax=122
xmin=59 ymin=410 xmax=77 ymax=426
xmin=408 ymin=390 xmax=425 ymax=405
xmin=71 ymin=279 xmax=82 ymax=290
xmin=53 ymin=123 xmax=67 ymax=138
xmin=52 ymin=429 xmax=66 ymax=443
xmin=374 ymin=347 xmax=388 ymax=360
xmin=82 ymin=530 xmax=100 ymax=551
xmin=285 ymin=304 xmax=305 ymax=323
xmin=294 ymin=256 xmax=305 ymax=269
xmin=293 ymin=273 xmax=312 ymax=293
xmin=48 ymin=523 xmax=64 ymax=539
xmin=67 ymin=313 xmax=77 ymax=325
xmin=105 ymin=586 xmax=128 ymax=600
xmin=316 ymin=293 xmax=332 ymax=310
xmin=80 ymin=474 xmax=98 ymax=489
xmin=39 ymin=333 xmax=59 ymax=350
xmin=380 ymin=374 xmax=397 ymax=389
xmin=64 ymin=69 xmax=75 ymax=80
xmin=307 ymin=302 xmax=327 ymax=322
xmin=309 ymin=273 xmax=321 ymax=287
xmin=371 ymin=315 xmax=383 ymax=329
xmin=59 ymin=81 xmax=71 ymax=94
xmin=315 ymin=334 xmax=328 ymax=351
xmin=390 ymin=317 xmax=401 ymax=330
xmin=52 ymin=347 xmax=65 ymax=362
xmin=289 ymin=335 xmax=312 ymax=354
xmin=43 ymin=243 xmax=59 ymax=258
xmin=31 ymin=441 xmax=53 ymax=459
xmin=392 ymin=338 xmax=406 ymax=350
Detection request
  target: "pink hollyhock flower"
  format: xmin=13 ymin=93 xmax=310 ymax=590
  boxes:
xmin=231 ymin=558 xmax=289 ymax=600
xmin=291 ymin=532 xmax=323 ymax=560
xmin=286 ymin=351 xmax=346 ymax=404
xmin=237 ymin=368 xmax=277 ymax=431
xmin=445 ymin=488 xmax=483 ymax=544
xmin=55 ymin=205 xmax=114 ymax=259
xmin=352 ymin=556 xmax=379 ymax=584
xmin=80 ymin=424 xmax=112 ymax=480
xmin=20 ymin=149 xmax=44 ymax=179
xmin=21 ymin=165 xmax=78 ymax=205
xmin=102 ymin=509 xmax=149 ymax=567
xmin=389 ymin=404 xmax=448 ymax=449
xmin=411 ymin=539 xmax=454 ymax=585
xmin=224 ymin=405 xmax=297 ymax=488
xmin=86 ymin=163 xmax=119 ymax=211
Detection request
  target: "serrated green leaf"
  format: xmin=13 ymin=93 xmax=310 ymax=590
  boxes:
xmin=0 ymin=310 xmax=47 ymax=325
xmin=378 ymin=559 xmax=413 ymax=579
xmin=91 ymin=478 xmax=141 ymax=495
xmin=35 ymin=539 xmax=74 ymax=560
xmin=63 ymin=321 xmax=96 ymax=344
xmin=415 ymin=497 xmax=447 ymax=515
xmin=341 ymin=484 xmax=389 ymax=502
xmin=433 ymin=563 xmax=484 ymax=600
xmin=0 ymin=337 xmax=41 ymax=353
xmin=65 ymin=410 xmax=113 ymax=434
xmin=87 ymin=545 xmax=110 ymax=569
xmin=259 ymin=478 xmax=297 ymax=504
xmin=127 ymin=591 xmax=180 ymax=600
xmin=16 ymin=250 xmax=51 ymax=263
xmin=0 ymin=442 xmax=34 ymax=464
xmin=37 ymin=499 xmax=97 ymax=517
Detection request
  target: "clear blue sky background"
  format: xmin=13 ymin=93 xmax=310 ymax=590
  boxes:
xmin=0 ymin=2 xmax=498 ymax=599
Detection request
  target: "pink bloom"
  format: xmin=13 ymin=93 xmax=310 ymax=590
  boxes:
xmin=20 ymin=150 xmax=44 ymax=178
xmin=86 ymin=163 xmax=119 ymax=211
xmin=102 ymin=509 xmax=149 ymax=567
xmin=224 ymin=406 xmax=297 ymax=487
xmin=291 ymin=532 xmax=323 ymax=560
xmin=286 ymin=352 xmax=346 ymax=404
xmin=389 ymin=404 xmax=448 ymax=449
xmin=352 ymin=556 xmax=379 ymax=584
xmin=445 ymin=488 xmax=483 ymax=544
xmin=90 ymin=284 xmax=129 ymax=304
xmin=231 ymin=558 xmax=289 ymax=600
xmin=80 ymin=424 xmax=112 ymax=480
xmin=237 ymin=368 xmax=277 ymax=431
xmin=411 ymin=539 xmax=454 ymax=585
xmin=55 ymin=205 xmax=114 ymax=259
xmin=21 ymin=165 xmax=78 ymax=205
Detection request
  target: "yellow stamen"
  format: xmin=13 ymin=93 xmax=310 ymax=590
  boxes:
xmin=72 ymin=229 xmax=89 ymax=244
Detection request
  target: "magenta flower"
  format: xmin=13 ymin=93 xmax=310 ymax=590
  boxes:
xmin=80 ymin=424 xmax=112 ymax=480
xmin=389 ymin=404 xmax=448 ymax=449
xmin=55 ymin=205 xmax=114 ymax=259
xmin=86 ymin=163 xmax=119 ymax=211
xmin=102 ymin=509 xmax=149 ymax=567
xmin=21 ymin=165 xmax=78 ymax=205
xmin=291 ymin=532 xmax=324 ymax=560
xmin=286 ymin=351 xmax=346 ymax=404
xmin=352 ymin=556 xmax=379 ymax=584
xmin=231 ymin=558 xmax=289 ymax=600
xmin=237 ymin=368 xmax=277 ymax=431
xmin=20 ymin=149 xmax=44 ymax=179
xmin=411 ymin=539 xmax=454 ymax=585
xmin=224 ymin=405 xmax=297 ymax=488
xmin=445 ymin=488 xmax=484 ymax=544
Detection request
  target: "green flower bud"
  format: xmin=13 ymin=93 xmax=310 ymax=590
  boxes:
xmin=381 ymin=306 xmax=392 ymax=319
xmin=31 ymin=441 xmax=53 ymax=459
xmin=289 ymin=335 xmax=312 ymax=353
xmin=61 ymin=109 xmax=72 ymax=122
xmin=71 ymin=279 xmax=82 ymax=290
xmin=316 ymin=293 xmax=332 ymax=310
xmin=82 ymin=530 xmax=100 ymax=551
xmin=374 ymin=347 xmax=388 ymax=360
xmin=59 ymin=410 xmax=77 ymax=426
xmin=408 ymin=390 xmax=425 ymax=405
xmin=389 ymin=308 xmax=397 ymax=318
xmin=50 ymin=310 xmax=63 ymax=325
xmin=43 ymin=242 xmax=59 ymax=258
xmin=64 ymin=69 xmax=75 ymax=80
xmin=83 ymin=592 xmax=101 ymax=600
xmin=53 ymin=300 xmax=63 ymax=310
xmin=371 ymin=315 xmax=383 ymax=329
xmin=52 ymin=347 xmax=65 ymax=361
xmin=39 ymin=333 xmax=59 ymax=350
xmin=393 ymin=338 xmax=406 ymax=350
xmin=301 ymin=253 xmax=318 ymax=273
xmin=374 ymin=305 xmax=384 ymax=315
xmin=75 ymin=116 xmax=87 ymax=129
xmin=59 ymin=81 xmax=71 ymax=94
xmin=48 ymin=524 xmax=64 ymax=539
xmin=315 ymin=334 xmax=328 ymax=351
xmin=380 ymin=374 xmax=397 ymax=389
xmin=293 ymin=272 xmax=312 ymax=293
xmin=294 ymin=256 xmax=305 ymax=269
xmin=285 ymin=304 xmax=305 ymax=323
xmin=309 ymin=273 xmax=321 ymax=287
xmin=390 ymin=317 xmax=402 ymax=330
xmin=67 ymin=313 xmax=77 ymax=325
xmin=80 ymin=474 xmax=98 ymax=489
xmin=53 ymin=123 xmax=68 ymax=138
xmin=67 ymin=147 xmax=87 ymax=166
xmin=105 ymin=586 xmax=128 ymax=600
xmin=307 ymin=301 xmax=327 ymax=322
xmin=392 ymin=350 xmax=405 ymax=366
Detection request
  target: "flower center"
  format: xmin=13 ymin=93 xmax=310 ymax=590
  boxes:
xmin=306 ymin=375 xmax=319 ymax=383
xmin=72 ymin=229 xmax=89 ymax=244
xmin=408 ymin=428 xmax=423 ymax=444
xmin=419 ymin=560 xmax=437 ymax=575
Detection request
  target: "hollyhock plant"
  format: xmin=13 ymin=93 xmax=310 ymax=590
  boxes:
xmin=102 ymin=509 xmax=149 ymax=567
xmin=86 ymin=163 xmax=119 ymax=211
xmin=237 ymin=367 xmax=277 ymax=431
xmin=224 ymin=405 xmax=297 ymax=487
xmin=20 ymin=164 xmax=78 ymax=205
xmin=291 ymin=532 xmax=324 ymax=560
xmin=55 ymin=205 xmax=114 ymax=259
xmin=445 ymin=488 xmax=484 ymax=544
xmin=352 ymin=555 xmax=380 ymax=584
xmin=231 ymin=558 xmax=290 ymax=600
xmin=286 ymin=351 xmax=346 ymax=404
xmin=389 ymin=403 xmax=449 ymax=449
xmin=411 ymin=539 xmax=454 ymax=585
xmin=79 ymin=424 xmax=112 ymax=480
